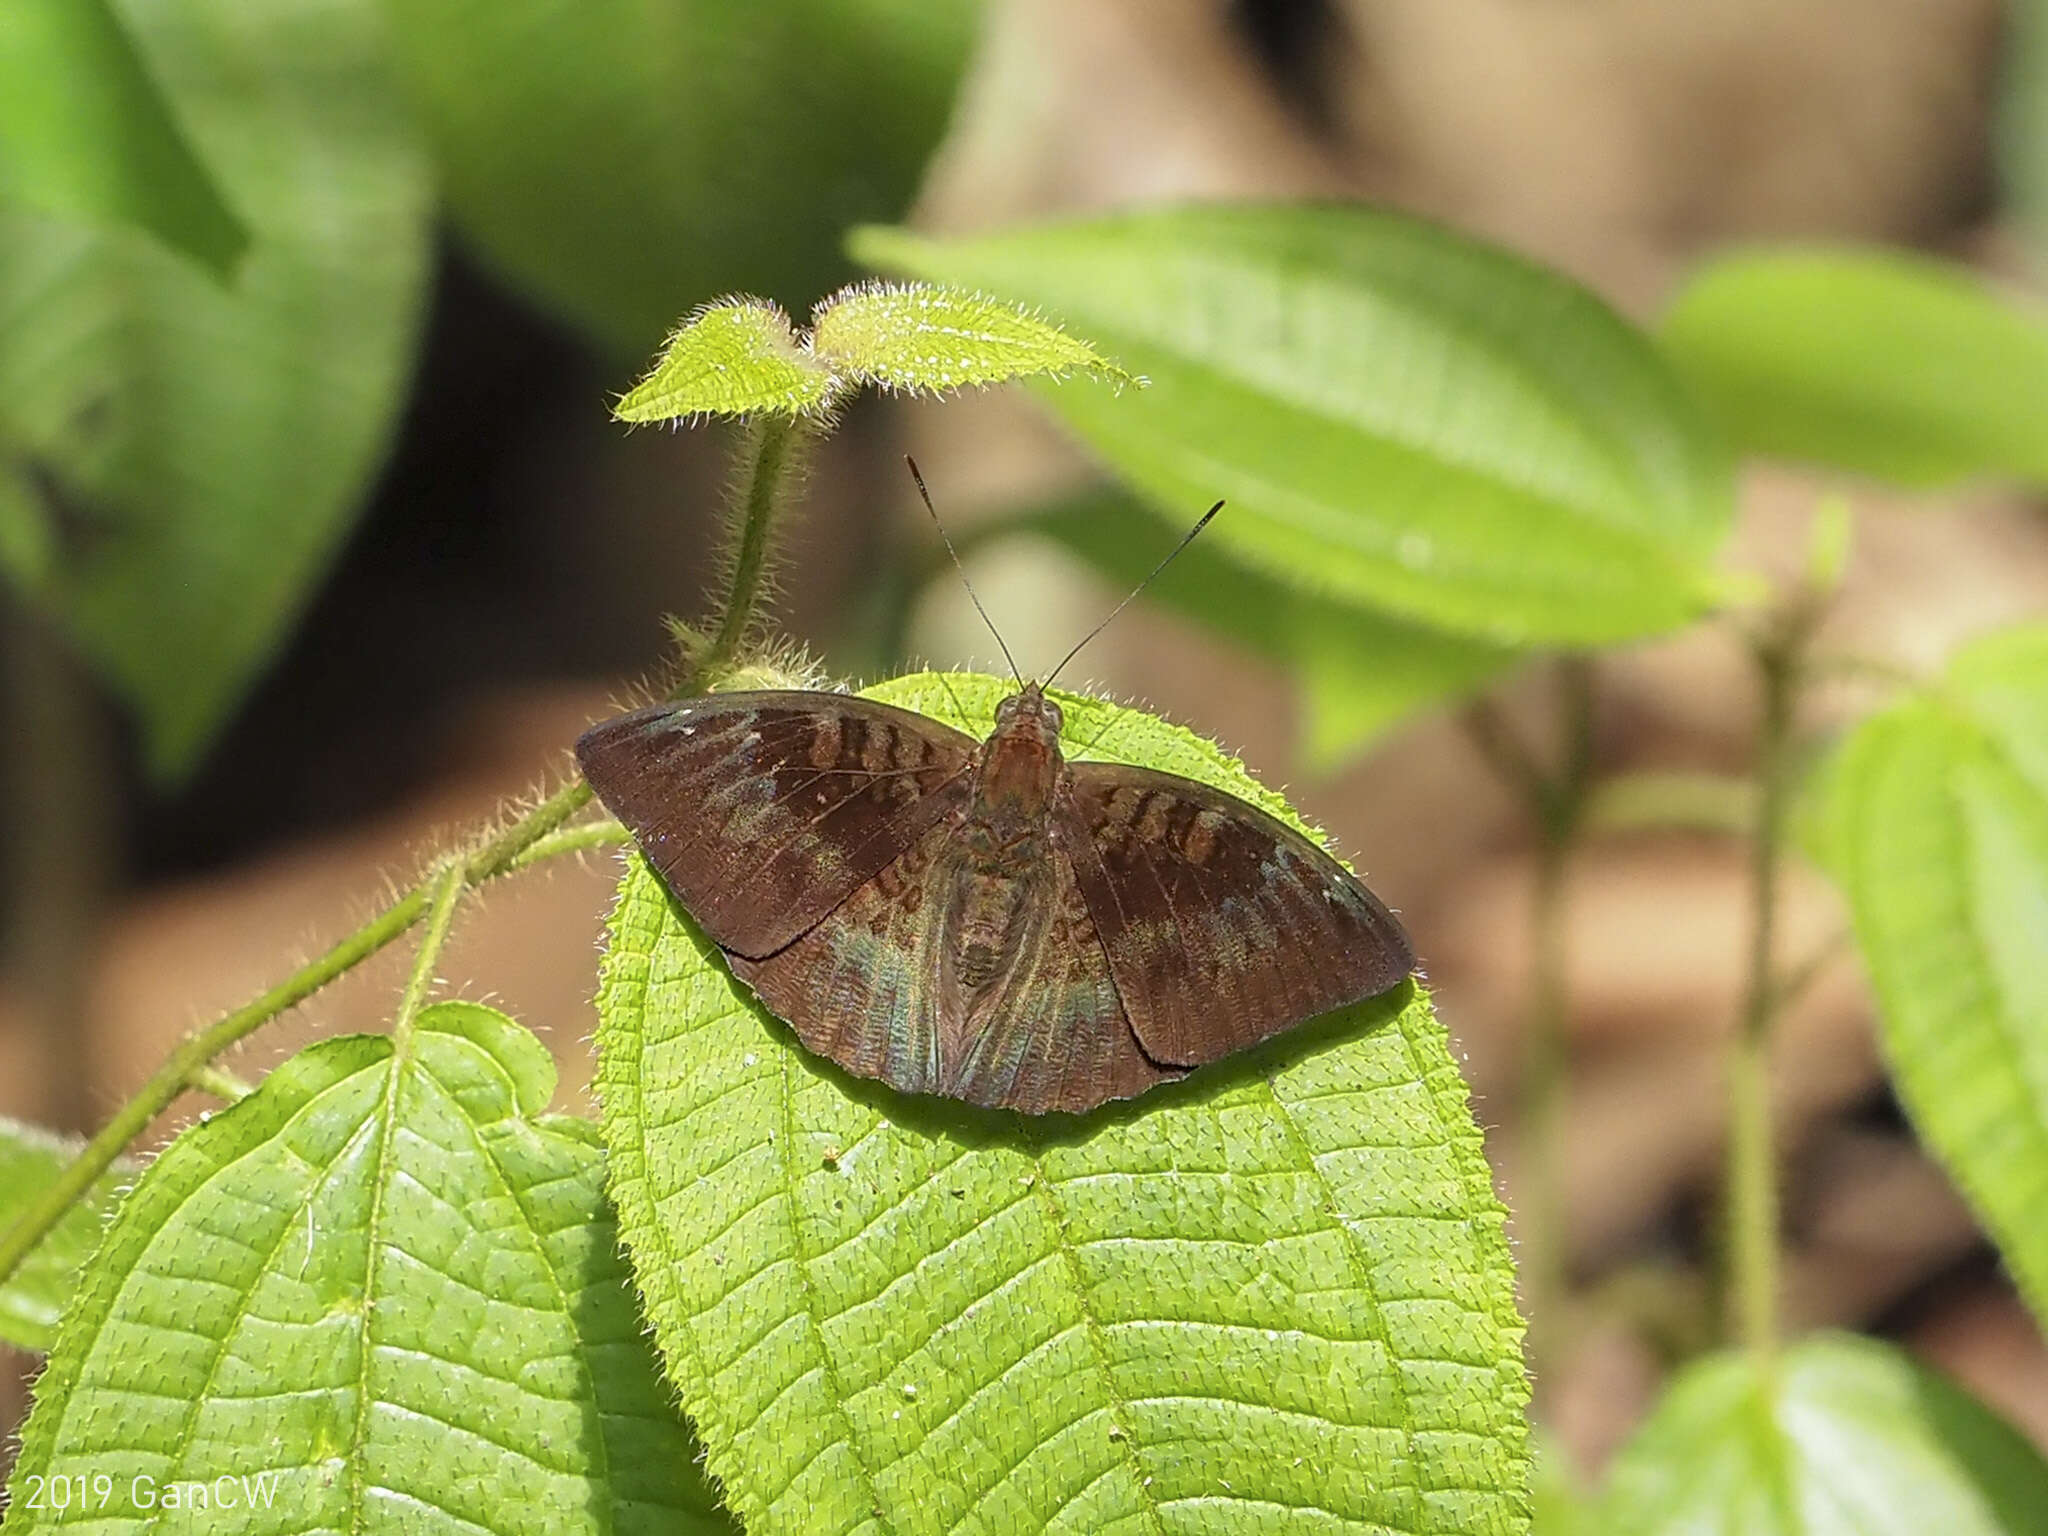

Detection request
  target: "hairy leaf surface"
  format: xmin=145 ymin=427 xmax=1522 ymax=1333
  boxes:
xmin=4 ymin=1004 xmax=731 ymax=1534
xmin=597 ymin=671 xmax=1530 ymax=1535
xmin=811 ymin=284 xmax=1136 ymax=396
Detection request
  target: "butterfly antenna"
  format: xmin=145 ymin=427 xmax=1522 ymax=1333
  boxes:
xmin=906 ymin=456 xmax=1023 ymax=688
xmin=1042 ymin=500 xmax=1223 ymax=688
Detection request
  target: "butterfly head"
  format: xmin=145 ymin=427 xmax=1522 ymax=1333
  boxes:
xmin=975 ymin=684 xmax=1066 ymax=824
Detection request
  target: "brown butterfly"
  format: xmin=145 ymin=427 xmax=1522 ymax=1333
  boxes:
xmin=577 ymin=473 xmax=1414 ymax=1114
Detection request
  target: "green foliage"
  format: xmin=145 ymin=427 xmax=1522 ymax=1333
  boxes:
xmin=1017 ymin=496 xmax=1518 ymax=771
xmin=381 ymin=0 xmax=980 ymax=354
xmin=2009 ymin=0 xmax=2048 ymax=266
xmin=1529 ymin=1440 xmax=1589 ymax=1536
xmin=3 ymin=1003 xmax=731 ymax=1535
xmin=616 ymin=300 xmax=837 ymax=422
xmin=596 ymin=671 xmax=1530 ymax=1536
xmin=0 ymin=0 xmax=245 ymax=275
xmin=0 ymin=1119 xmax=129 ymax=1354
xmin=1660 ymin=249 xmax=2048 ymax=489
xmin=1811 ymin=623 xmax=2048 ymax=1327
xmin=1599 ymin=1333 xmax=2048 ymax=1535
xmin=615 ymin=284 xmax=1131 ymax=424
xmin=810 ymin=282 xmax=1137 ymax=395
xmin=0 ymin=460 xmax=52 ymax=591
xmin=0 ymin=0 xmax=430 ymax=779
xmin=851 ymin=206 xmax=1733 ymax=649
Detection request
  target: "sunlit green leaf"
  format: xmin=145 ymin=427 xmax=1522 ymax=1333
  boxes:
xmin=597 ymin=671 xmax=1531 ymax=1536
xmin=615 ymin=299 xmax=835 ymax=422
xmin=383 ymin=0 xmax=979 ymax=354
xmin=1601 ymin=1333 xmax=2048 ymax=1535
xmin=1019 ymin=496 xmax=1519 ymax=770
xmin=3 ymin=1004 xmax=735 ymax=1534
xmin=0 ymin=1118 xmax=130 ymax=1354
xmin=852 ymin=206 xmax=1732 ymax=649
xmin=1812 ymin=623 xmax=2048 ymax=1328
xmin=811 ymin=282 xmax=1136 ymax=395
xmin=1661 ymin=248 xmax=2048 ymax=488
xmin=0 ymin=0 xmax=245 ymax=275
xmin=0 ymin=0 xmax=430 ymax=779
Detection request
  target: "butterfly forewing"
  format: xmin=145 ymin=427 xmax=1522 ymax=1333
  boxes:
xmin=575 ymin=692 xmax=976 ymax=958
xmin=1056 ymin=763 xmax=1414 ymax=1068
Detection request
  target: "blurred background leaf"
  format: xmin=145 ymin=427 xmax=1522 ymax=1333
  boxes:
xmin=1600 ymin=1333 xmax=2048 ymax=1535
xmin=1812 ymin=623 xmax=2048 ymax=1330
xmin=0 ymin=463 xmax=52 ymax=594
xmin=855 ymin=205 xmax=1735 ymax=650
xmin=0 ymin=1119 xmax=129 ymax=1354
xmin=1660 ymin=250 xmax=2048 ymax=489
xmin=381 ymin=0 xmax=982 ymax=356
xmin=0 ymin=0 xmax=431 ymax=781
xmin=1014 ymin=494 xmax=1519 ymax=772
xmin=0 ymin=0 xmax=245 ymax=276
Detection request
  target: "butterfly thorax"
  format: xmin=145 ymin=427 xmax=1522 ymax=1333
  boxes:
xmin=967 ymin=687 xmax=1067 ymax=842
xmin=937 ymin=688 xmax=1068 ymax=1008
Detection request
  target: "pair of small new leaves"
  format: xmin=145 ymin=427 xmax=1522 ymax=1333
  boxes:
xmin=613 ymin=282 xmax=1140 ymax=423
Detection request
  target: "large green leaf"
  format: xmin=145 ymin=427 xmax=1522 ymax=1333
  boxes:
xmin=0 ymin=0 xmax=245 ymax=273
xmin=0 ymin=1119 xmax=130 ymax=1354
xmin=1600 ymin=1333 xmax=2048 ymax=1535
xmin=1812 ymin=624 xmax=2048 ymax=1327
xmin=0 ymin=0 xmax=430 ymax=779
xmin=1018 ymin=495 xmax=1519 ymax=771
xmin=852 ymin=207 xmax=1733 ymax=649
xmin=3 ymin=1003 xmax=733 ymax=1534
xmin=1660 ymin=248 xmax=2048 ymax=488
xmin=597 ymin=671 xmax=1531 ymax=1536
xmin=382 ymin=0 xmax=979 ymax=354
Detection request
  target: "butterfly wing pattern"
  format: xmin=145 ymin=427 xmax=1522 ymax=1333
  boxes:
xmin=577 ymin=685 xmax=1414 ymax=1114
xmin=576 ymin=693 xmax=977 ymax=959
xmin=1056 ymin=764 xmax=1414 ymax=1070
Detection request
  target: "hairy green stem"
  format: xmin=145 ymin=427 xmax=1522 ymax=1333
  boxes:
xmin=0 ymin=777 xmax=596 ymax=1289
xmin=0 ymin=414 xmax=803 ymax=1294
xmin=504 ymin=818 xmax=628 ymax=872
xmin=188 ymin=1066 xmax=255 ymax=1104
xmin=704 ymin=415 xmax=803 ymax=677
xmin=392 ymin=866 xmax=464 ymax=1045
xmin=1726 ymin=628 xmax=1803 ymax=1366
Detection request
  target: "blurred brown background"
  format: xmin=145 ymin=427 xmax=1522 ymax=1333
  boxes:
xmin=4 ymin=0 xmax=2046 ymax=1476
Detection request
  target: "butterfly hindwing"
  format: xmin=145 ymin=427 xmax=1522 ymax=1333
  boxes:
xmin=575 ymin=692 xmax=976 ymax=958
xmin=726 ymin=819 xmax=954 ymax=1095
xmin=1056 ymin=763 xmax=1414 ymax=1068
xmin=731 ymin=826 xmax=1175 ymax=1114
xmin=941 ymin=847 xmax=1179 ymax=1114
